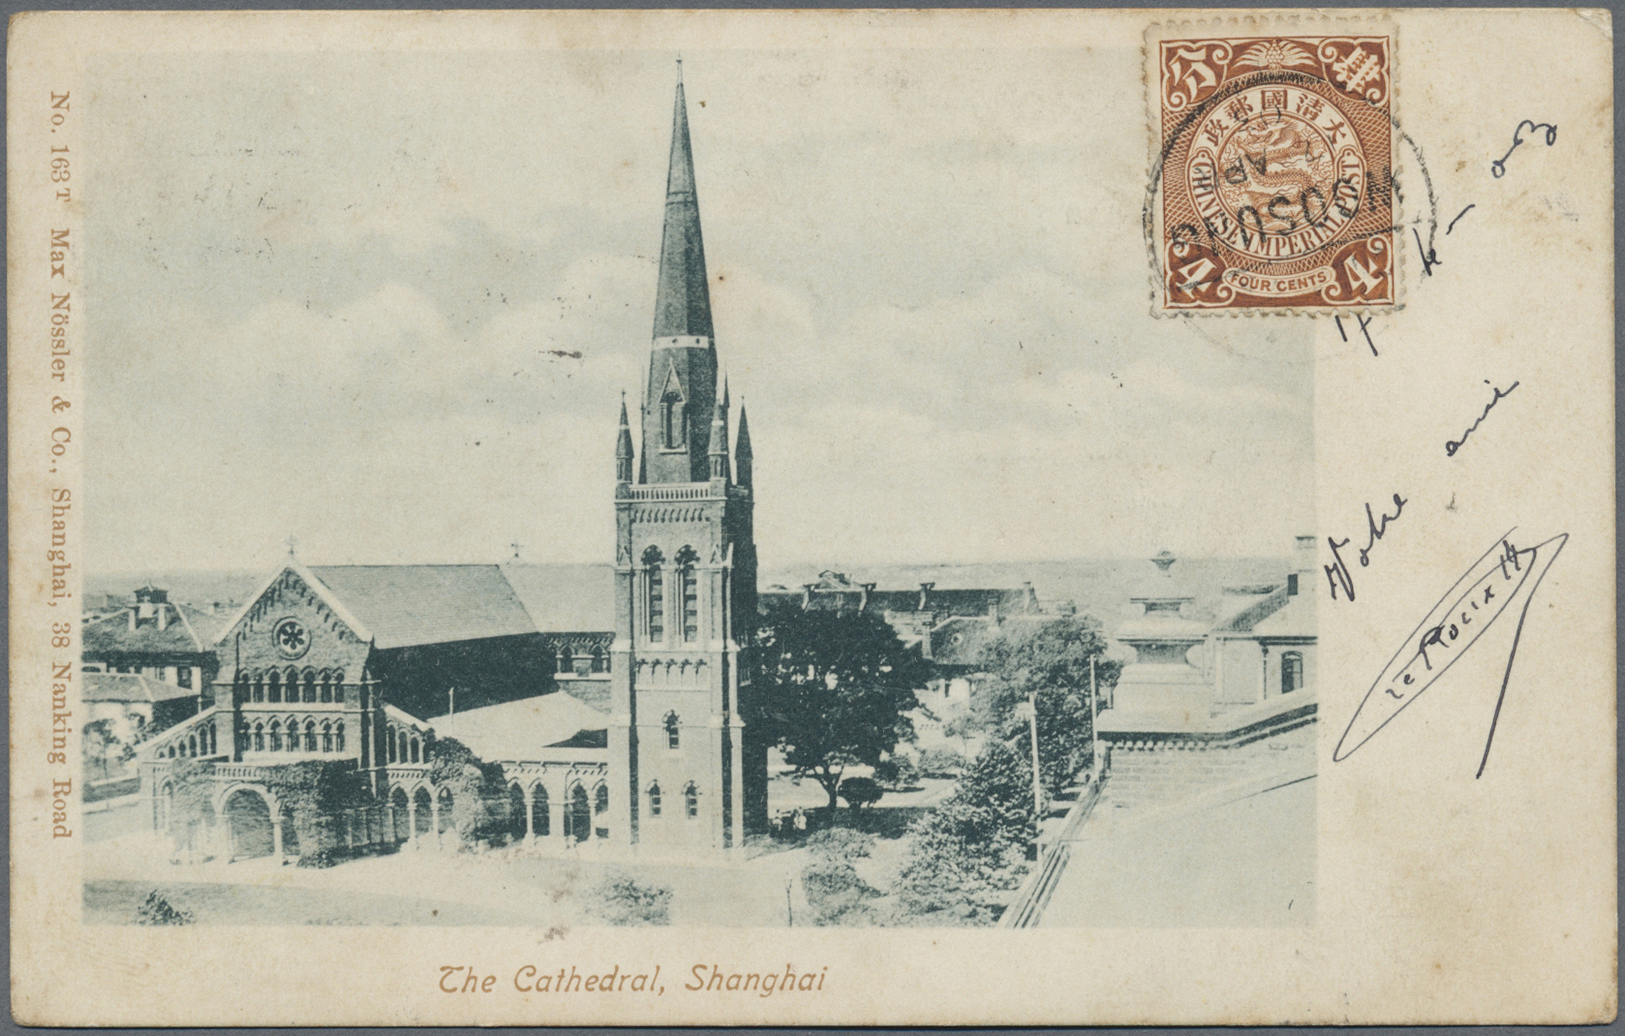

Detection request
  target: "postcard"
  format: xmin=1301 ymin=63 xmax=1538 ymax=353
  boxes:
xmin=8 ymin=8 xmax=1615 ymax=1025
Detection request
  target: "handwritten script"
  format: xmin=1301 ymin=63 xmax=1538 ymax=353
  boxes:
xmin=1334 ymin=529 xmax=1568 ymax=776
xmin=1491 ymin=119 xmax=1558 ymax=178
xmin=1446 ymin=379 xmax=1519 ymax=456
xmin=1324 ymin=493 xmax=1407 ymax=602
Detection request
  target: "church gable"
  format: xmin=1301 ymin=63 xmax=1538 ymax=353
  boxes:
xmin=223 ymin=566 xmax=372 ymax=677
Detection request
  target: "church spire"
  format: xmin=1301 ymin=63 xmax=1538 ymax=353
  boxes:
xmin=615 ymin=395 xmax=634 ymax=484
xmin=642 ymin=64 xmax=720 ymax=484
xmin=652 ymin=64 xmax=713 ymax=340
xmin=708 ymin=392 xmax=730 ymax=482
xmin=734 ymin=404 xmax=753 ymax=490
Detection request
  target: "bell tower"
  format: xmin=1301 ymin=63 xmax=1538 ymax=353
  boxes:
xmin=610 ymin=64 xmax=763 ymax=852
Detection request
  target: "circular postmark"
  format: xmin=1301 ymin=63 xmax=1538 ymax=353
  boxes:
xmin=1143 ymin=33 xmax=1432 ymax=312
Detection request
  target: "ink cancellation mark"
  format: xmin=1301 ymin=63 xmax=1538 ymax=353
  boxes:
xmin=1153 ymin=34 xmax=1397 ymax=311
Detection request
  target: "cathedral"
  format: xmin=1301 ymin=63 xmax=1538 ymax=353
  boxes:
xmin=134 ymin=70 xmax=765 ymax=862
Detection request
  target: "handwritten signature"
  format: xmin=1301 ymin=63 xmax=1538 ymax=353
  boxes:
xmin=1491 ymin=119 xmax=1558 ymax=178
xmin=1334 ymin=529 xmax=1569 ymax=776
xmin=1446 ymin=379 xmax=1519 ymax=456
xmin=1324 ymin=493 xmax=1407 ymax=602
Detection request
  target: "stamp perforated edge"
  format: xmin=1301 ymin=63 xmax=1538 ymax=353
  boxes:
xmin=1142 ymin=13 xmax=1410 ymax=318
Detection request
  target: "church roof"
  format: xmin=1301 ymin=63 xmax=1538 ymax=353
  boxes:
xmin=429 ymin=690 xmax=608 ymax=763
xmin=652 ymin=72 xmax=713 ymax=339
xmin=501 ymin=563 xmax=615 ymax=633
xmin=306 ymin=565 xmax=537 ymax=649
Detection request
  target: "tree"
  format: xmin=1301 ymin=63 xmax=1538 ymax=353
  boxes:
xmin=756 ymin=603 xmax=933 ymax=813
xmin=428 ymin=737 xmax=510 ymax=846
xmin=893 ymin=740 xmax=1036 ymax=925
xmin=838 ymin=776 xmax=883 ymax=810
xmin=979 ymin=616 xmax=1120 ymax=796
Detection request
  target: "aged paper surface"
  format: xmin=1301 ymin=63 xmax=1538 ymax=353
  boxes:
xmin=8 ymin=9 xmax=1614 ymax=1025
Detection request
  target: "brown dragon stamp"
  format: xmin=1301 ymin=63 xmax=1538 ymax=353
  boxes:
xmin=1152 ymin=32 xmax=1396 ymax=312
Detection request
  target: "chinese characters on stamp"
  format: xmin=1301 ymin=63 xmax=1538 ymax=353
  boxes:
xmin=1155 ymin=34 xmax=1395 ymax=311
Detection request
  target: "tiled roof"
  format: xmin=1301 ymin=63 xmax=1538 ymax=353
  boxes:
xmin=500 ymin=564 xmax=614 ymax=633
xmin=83 ymin=671 xmax=198 ymax=704
xmin=429 ymin=691 xmax=608 ymax=763
xmin=1249 ymin=591 xmax=1315 ymax=638
xmin=307 ymin=565 xmax=538 ymax=649
xmin=83 ymin=605 xmax=216 ymax=657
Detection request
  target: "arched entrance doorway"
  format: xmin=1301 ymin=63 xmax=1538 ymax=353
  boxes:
xmin=566 ymin=784 xmax=591 ymax=845
xmin=508 ymin=784 xmax=527 ymax=842
xmin=413 ymin=787 xmax=433 ymax=838
xmin=224 ymin=789 xmax=274 ymax=861
xmin=391 ymin=786 xmax=410 ymax=842
xmin=531 ymin=784 xmax=550 ymax=838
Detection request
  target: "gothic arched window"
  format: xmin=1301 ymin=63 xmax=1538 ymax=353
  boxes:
xmin=252 ymin=722 xmax=265 ymax=752
xmin=664 ymin=711 xmax=680 ymax=750
xmin=409 ymin=736 xmax=420 ymax=763
xmin=684 ymin=782 xmax=699 ymax=819
xmin=387 ymin=728 xmax=398 ymax=763
xmin=267 ymin=671 xmax=281 ymax=704
xmin=398 ymin=730 xmax=409 ymax=764
xmin=304 ymin=669 xmax=318 ymax=703
xmin=661 ymin=391 xmax=686 ymax=450
xmin=269 ymin=719 xmax=282 ymax=752
xmin=648 ymin=782 xmax=663 ymax=817
xmin=1282 ymin=651 xmax=1304 ymax=694
xmin=334 ymin=721 xmax=345 ymax=754
xmin=286 ymin=717 xmax=299 ymax=752
xmin=643 ymin=546 xmax=666 ymax=643
xmin=675 ymin=545 xmax=701 ymax=643
xmin=304 ymin=720 xmax=318 ymax=752
xmin=321 ymin=721 xmax=333 ymax=753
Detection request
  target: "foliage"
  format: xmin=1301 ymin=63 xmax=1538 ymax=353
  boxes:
xmin=978 ymin=616 xmax=1120 ymax=796
xmin=892 ymin=740 xmax=1035 ymax=926
xmin=837 ymin=776 xmax=883 ymax=810
xmin=135 ymin=890 xmax=193 ymax=926
xmin=428 ymin=737 xmax=511 ymax=847
xmin=871 ymin=755 xmax=918 ymax=790
xmin=755 ymin=603 xmax=933 ymax=812
xmin=805 ymin=826 xmax=875 ymax=861
xmin=800 ymin=858 xmax=884 ymax=926
xmin=587 ymin=870 xmax=673 ymax=926
xmin=916 ymin=747 xmax=965 ymax=779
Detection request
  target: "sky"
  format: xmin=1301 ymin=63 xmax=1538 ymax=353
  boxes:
xmin=83 ymin=46 xmax=1312 ymax=575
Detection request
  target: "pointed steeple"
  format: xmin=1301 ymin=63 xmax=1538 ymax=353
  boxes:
xmin=615 ymin=395 xmax=635 ymax=484
xmin=642 ymin=64 xmax=720 ymax=484
xmin=708 ymin=393 xmax=730 ymax=482
xmin=734 ymin=404 xmax=753 ymax=490
xmin=652 ymin=65 xmax=713 ymax=340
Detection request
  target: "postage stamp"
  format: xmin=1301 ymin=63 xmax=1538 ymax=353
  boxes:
xmin=1152 ymin=29 xmax=1397 ymax=312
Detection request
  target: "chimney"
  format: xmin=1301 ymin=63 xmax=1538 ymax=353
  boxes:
xmin=918 ymin=582 xmax=935 ymax=611
xmin=1293 ymin=534 xmax=1317 ymax=589
xmin=802 ymin=584 xmax=815 ymax=609
xmin=157 ymin=603 xmax=169 ymax=631
xmin=1022 ymin=581 xmax=1036 ymax=612
xmin=127 ymin=607 xmax=136 ymax=631
xmin=860 ymin=582 xmax=875 ymax=612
